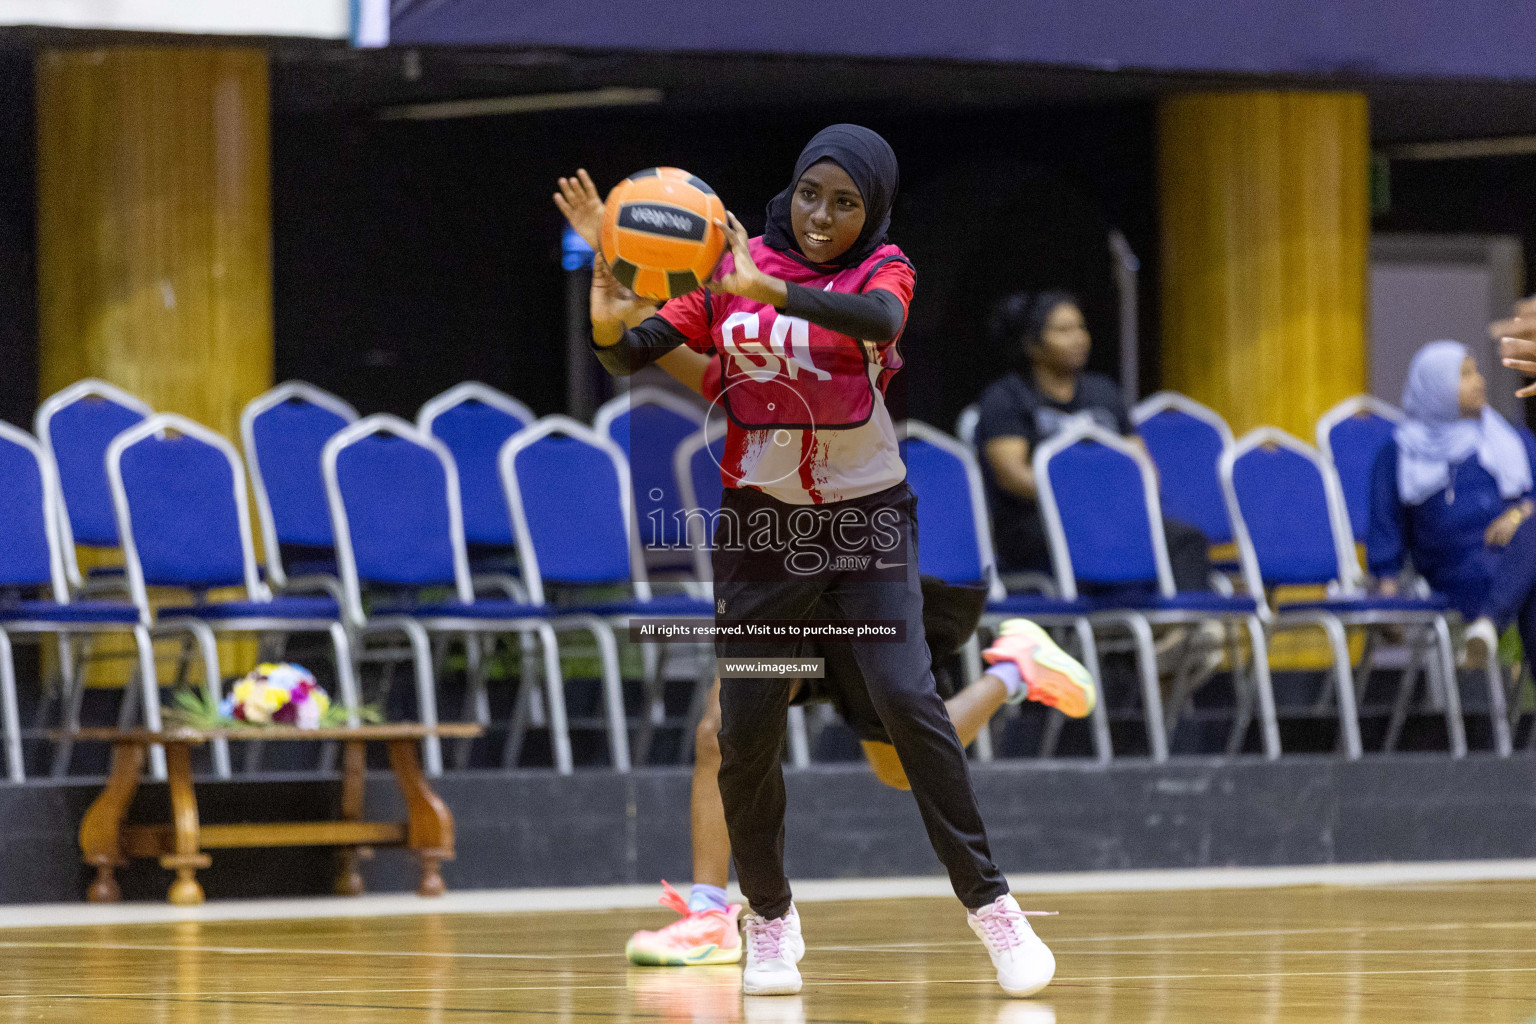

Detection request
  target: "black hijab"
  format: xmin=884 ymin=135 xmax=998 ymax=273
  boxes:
xmin=763 ymin=124 xmax=900 ymax=270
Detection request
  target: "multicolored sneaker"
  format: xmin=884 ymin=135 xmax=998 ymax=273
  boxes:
xmin=626 ymin=881 xmax=743 ymax=966
xmin=983 ymin=619 xmax=1096 ymax=718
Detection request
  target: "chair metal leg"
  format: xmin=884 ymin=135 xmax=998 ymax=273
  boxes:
xmin=633 ymin=643 xmax=661 ymax=767
xmin=183 ymin=623 xmax=232 ymax=779
xmin=1246 ymin=617 xmax=1281 ymax=760
xmin=1120 ymin=615 xmax=1168 ymax=762
xmin=50 ymin=635 xmax=88 ymax=779
xmin=534 ymin=623 xmax=573 ymax=775
xmin=584 ymin=620 xmax=630 ymax=771
xmin=1075 ymin=619 xmax=1112 ymax=764
xmin=397 ymin=620 xmax=443 ymax=777
xmin=0 ymin=631 xmax=25 ymax=782
xmin=1431 ymin=616 xmax=1468 ymax=758
xmin=330 ymin=623 xmax=362 ymax=725
xmin=1316 ymin=617 xmax=1363 ymax=760
xmin=118 ymin=646 xmax=143 ymax=726
xmin=1383 ymin=634 xmax=1425 ymax=753
xmin=377 ymin=654 xmax=398 ymax=711
xmin=678 ymin=664 xmax=713 ymax=764
xmin=519 ymin=631 xmax=540 ymax=713
xmin=454 ymin=632 xmax=487 ymax=770
xmin=1356 ymin=631 xmax=1378 ymax=707
xmin=244 ymin=735 xmax=265 ymax=774
xmin=314 ymin=623 xmax=362 ymax=774
xmin=131 ymin=626 xmax=167 ymax=781
xmin=786 ymin=704 xmax=811 ymax=768
xmin=1224 ymin=626 xmax=1255 ymax=756
xmin=502 ymin=676 xmax=531 ymax=769
xmin=1038 ymin=711 xmax=1065 ymax=759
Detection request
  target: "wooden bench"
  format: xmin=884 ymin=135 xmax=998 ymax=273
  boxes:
xmin=72 ymin=723 xmax=482 ymax=905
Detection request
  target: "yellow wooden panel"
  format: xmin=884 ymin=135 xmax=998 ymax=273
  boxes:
xmin=35 ymin=48 xmax=274 ymax=683
xmin=1159 ymin=91 xmax=1369 ymax=439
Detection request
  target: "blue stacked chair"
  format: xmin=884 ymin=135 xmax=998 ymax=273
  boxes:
xmin=501 ymin=415 xmax=715 ymax=767
xmin=1316 ymin=395 xmax=1404 ymax=543
xmin=107 ymin=413 xmax=365 ymax=779
xmin=241 ymin=381 xmax=359 ymax=597
xmin=417 ymin=382 xmax=535 ymax=589
xmin=1221 ymin=427 xmax=1502 ymax=758
xmin=901 ymin=420 xmax=1110 ymax=762
xmin=35 ymin=379 xmax=153 ymax=594
xmin=1132 ymin=392 xmax=1236 ymax=550
xmin=324 ymin=414 xmax=596 ymax=775
xmin=0 ymin=421 xmax=157 ymax=781
xmin=1035 ymin=418 xmax=1279 ymax=762
xmin=595 ymin=388 xmax=707 ymax=576
xmin=673 ymin=422 xmax=727 ymax=584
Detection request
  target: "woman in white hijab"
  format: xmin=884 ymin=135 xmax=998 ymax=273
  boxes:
xmin=1369 ymin=340 xmax=1536 ymax=654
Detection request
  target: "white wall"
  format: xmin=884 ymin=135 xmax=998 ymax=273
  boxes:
xmin=1370 ymin=234 xmax=1526 ymax=425
xmin=0 ymin=0 xmax=349 ymax=38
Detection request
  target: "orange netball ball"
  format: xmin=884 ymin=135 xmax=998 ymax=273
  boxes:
xmin=600 ymin=167 xmax=727 ymax=301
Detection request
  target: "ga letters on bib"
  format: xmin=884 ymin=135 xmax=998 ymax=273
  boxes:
xmin=659 ymin=238 xmax=915 ymax=505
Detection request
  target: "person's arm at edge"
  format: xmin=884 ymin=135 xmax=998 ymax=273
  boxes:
xmin=985 ymin=436 xmax=1037 ymax=501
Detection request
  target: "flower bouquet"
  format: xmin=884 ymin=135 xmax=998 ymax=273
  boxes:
xmin=166 ymin=663 xmax=379 ymax=730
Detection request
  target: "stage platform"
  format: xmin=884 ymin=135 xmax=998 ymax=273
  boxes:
xmin=1 ymin=753 xmax=1533 ymax=906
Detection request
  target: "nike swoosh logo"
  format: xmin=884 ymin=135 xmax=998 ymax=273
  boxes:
xmin=875 ymin=559 xmax=905 ymax=569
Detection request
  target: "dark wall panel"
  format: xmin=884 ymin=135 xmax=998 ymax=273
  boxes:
xmin=1375 ymin=155 xmax=1536 ymax=296
xmin=271 ymin=102 xmax=1158 ymax=429
xmin=391 ymin=0 xmax=1536 ymax=82
xmin=0 ymin=50 xmax=37 ymax=431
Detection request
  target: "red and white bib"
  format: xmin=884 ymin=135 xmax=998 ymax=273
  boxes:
xmin=659 ymin=239 xmax=915 ymax=505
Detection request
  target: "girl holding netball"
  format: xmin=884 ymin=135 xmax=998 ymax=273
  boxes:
xmin=555 ymin=125 xmax=1090 ymax=998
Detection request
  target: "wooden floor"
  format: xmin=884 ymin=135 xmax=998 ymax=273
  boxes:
xmin=0 ymin=881 xmax=1533 ymax=1022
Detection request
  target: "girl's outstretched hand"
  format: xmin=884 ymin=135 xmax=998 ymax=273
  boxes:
xmin=589 ymin=252 xmax=657 ymax=346
xmin=590 ymin=251 xmax=650 ymax=324
xmin=554 ymin=168 xmax=605 ymax=250
xmin=708 ymin=212 xmax=788 ymax=308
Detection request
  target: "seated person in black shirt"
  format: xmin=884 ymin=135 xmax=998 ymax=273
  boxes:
xmin=975 ymin=291 xmax=1212 ymax=593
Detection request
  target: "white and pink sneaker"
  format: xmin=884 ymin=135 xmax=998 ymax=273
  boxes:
xmin=968 ymin=894 xmax=1056 ymax=997
xmin=742 ymin=905 xmax=803 ymax=995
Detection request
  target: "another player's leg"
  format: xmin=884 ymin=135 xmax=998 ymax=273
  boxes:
xmin=860 ymin=672 xmax=1009 ymax=790
xmin=626 ymin=679 xmax=743 ymax=966
xmin=983 ymin=619 xmax=1096 ymax=719
xmin=944 ymin=672 xmax=1009 ymax=746
xmin=627 ymin=680 xmax=804 ymax=967
xmin=689 ymin=681 xmax=732 ymax=892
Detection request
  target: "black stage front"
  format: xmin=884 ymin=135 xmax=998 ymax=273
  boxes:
xmin=0 ymin=754 xmax=1533 ymax=905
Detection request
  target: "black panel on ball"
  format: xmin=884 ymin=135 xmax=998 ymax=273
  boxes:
xmin=666 ymin=269 xmax=699 ymax=297
xmin=610 ymin=257 xmax=639 ymax=290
